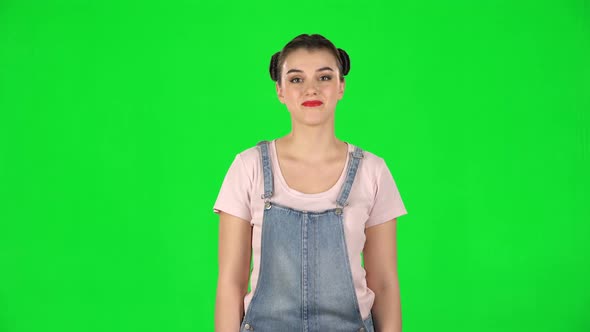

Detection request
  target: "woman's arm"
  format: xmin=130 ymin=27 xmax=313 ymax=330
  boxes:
xmin=215 ymin=211 xmax=253 ymax=332
xmin=363 ymin=218 xmax=402 ymax=332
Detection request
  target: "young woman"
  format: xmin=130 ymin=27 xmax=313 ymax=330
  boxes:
xmin=213 ymin=34 xmax=407 ymax=332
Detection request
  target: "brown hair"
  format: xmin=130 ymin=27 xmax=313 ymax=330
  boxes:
xmin=269 ymin=34 xmax=350 ymax=85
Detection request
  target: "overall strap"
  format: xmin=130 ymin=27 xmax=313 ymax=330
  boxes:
xmin=336 ymin=145 xmax=364 ymax=208
xmin=257 ymin=140 xmax=274 ymax=202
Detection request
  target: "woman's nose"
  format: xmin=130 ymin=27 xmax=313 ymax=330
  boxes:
xmin=303 ymin=81 xmax=319 ymax=94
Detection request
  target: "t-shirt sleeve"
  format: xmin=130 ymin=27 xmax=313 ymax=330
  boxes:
xmin=212 ymin=153 xmax=252 ymax=222
xmin=365 ymin=158 xmax=408 ymax=228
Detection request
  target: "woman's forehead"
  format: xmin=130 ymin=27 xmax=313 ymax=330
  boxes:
xmin=283 ymin=49 xmax=338 ymax=71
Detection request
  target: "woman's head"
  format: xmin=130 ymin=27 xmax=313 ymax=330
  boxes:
xmin=269 ymin=34 xmax=350 ymax=86
xmin=270 ymin=34 xmax=351 ymax=127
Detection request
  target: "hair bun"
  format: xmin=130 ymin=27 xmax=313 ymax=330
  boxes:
xmin=269 ymin=51 xmax=280 ymax=81
xmin=337 ymin=48 xmax=350 ymax=76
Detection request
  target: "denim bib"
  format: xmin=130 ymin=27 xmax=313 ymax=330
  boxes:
xmin=240 ymin=140 xmax=375 ymax=332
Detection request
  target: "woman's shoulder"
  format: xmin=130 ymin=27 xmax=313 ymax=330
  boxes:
xmin=231 ymin=141 xmax=264 ymax=169
xmin=349 ymin=142 xmax=388 ymax=171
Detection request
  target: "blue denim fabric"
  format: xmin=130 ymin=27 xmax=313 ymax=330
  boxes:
xmin=240 ymin=140 xmax=374 ymax=332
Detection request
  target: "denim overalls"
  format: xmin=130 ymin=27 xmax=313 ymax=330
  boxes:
xmin=240 ymin=140 xmax=375 ymax=332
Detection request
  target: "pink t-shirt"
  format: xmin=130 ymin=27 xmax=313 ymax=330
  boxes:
xmin=213 ymin=139 xmax=408 ymax=321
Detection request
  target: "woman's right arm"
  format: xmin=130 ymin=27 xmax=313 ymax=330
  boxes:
xmin=215 ymin=211 xmax=253 ymax=332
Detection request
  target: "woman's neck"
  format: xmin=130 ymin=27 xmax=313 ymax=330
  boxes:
xmin=275 ymin=131 xmax=346 ymax=163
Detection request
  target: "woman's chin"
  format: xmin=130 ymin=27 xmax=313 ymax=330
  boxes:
xmin=288 ymin=106 xmax=334 ymax=124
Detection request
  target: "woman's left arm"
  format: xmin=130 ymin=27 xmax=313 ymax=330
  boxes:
xmin=363 ymin=218 xmax=402 ymax=332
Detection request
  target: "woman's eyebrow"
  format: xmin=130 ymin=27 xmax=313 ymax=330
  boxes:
xmin=286 ymin=67 xmax=334 ymax=74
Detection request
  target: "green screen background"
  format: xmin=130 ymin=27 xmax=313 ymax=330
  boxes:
xmin=1 ymin=0 xmax=588 ymax=331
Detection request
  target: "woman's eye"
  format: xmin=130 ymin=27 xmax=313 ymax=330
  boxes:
xmin=320 ymin=75 xmax=332 ymax=81
xmin=290 ymin=77 xmax=302 ymax=83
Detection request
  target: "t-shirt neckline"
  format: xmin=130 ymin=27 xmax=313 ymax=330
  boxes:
xmin=270 ymin=139 xmax=352 ymax=198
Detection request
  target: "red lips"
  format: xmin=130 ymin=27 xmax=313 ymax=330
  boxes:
xmin=302 ymin=100 xmax=323 ymax=107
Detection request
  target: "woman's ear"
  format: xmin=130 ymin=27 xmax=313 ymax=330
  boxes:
xmin=276 ymin=81 xmax=285 ymax=104
xmin=338 ymin=78 xmax=345 ymax=100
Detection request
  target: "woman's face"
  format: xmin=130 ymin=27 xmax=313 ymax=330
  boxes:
xmin=276 ymin=48 xmax=345 ymax=126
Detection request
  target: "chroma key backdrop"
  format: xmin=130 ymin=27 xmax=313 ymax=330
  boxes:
xmin=0 ymin=0 xmax=588 ymax=331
